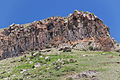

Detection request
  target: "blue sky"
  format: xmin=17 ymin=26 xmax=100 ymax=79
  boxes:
xmin=0 ymin=0 xmax=119 ymax=42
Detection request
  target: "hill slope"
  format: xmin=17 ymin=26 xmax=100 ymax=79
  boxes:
xmin=0 ymin=49 xmax=120 ymax=80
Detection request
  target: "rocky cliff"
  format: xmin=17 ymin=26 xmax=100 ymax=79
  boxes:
xmin=0 ymin=10 xmax=115 ymax=59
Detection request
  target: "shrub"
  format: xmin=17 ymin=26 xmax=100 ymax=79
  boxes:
xmin=88 ymin=46 xmax=94 ymax=51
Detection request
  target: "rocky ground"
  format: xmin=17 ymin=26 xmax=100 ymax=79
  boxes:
xmin=0 ymin=48 xmax=120 ymax=80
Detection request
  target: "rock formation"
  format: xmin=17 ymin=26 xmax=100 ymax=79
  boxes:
xmin=0 ymin=10 xmax=115 ymax=59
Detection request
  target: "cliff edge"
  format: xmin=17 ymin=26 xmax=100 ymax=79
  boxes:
xmin=0 ymin=10 xmax=115 ymax=59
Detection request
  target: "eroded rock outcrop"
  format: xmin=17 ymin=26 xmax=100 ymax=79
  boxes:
xmin=0 ymin=10 xmax=115 ymax=59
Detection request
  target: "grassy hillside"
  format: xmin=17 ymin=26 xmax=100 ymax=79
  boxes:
xmin=0 ymin=49 xmax=120 ymax=80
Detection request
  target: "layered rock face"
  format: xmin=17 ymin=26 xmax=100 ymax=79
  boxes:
xmin=0 ymin=10 xmax=115 ymax=59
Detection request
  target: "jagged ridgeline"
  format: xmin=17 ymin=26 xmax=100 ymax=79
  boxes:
xmin=0 ymin=10 xmax=115 ymax=59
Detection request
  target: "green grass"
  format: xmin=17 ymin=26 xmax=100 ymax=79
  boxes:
xmin=0 ymin=49 xmax=120 ymax=80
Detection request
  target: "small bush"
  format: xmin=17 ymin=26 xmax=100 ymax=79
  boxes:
xmin=88 ymin=46 xmax=94 ymax=51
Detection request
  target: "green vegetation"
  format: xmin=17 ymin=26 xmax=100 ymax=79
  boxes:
xmin=0 ymin=49 xmax=120 ymax=80
xmin=88 ymin=46 xmax=94 ymax=51
xmin=91 ymin=13 xmax=95 ymax=15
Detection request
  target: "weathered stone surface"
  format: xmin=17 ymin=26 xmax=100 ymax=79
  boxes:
xmin=67 ymin=70 xmax=99 ymax=80
xmin=0 ymin=10 xmax=115 ymax=59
